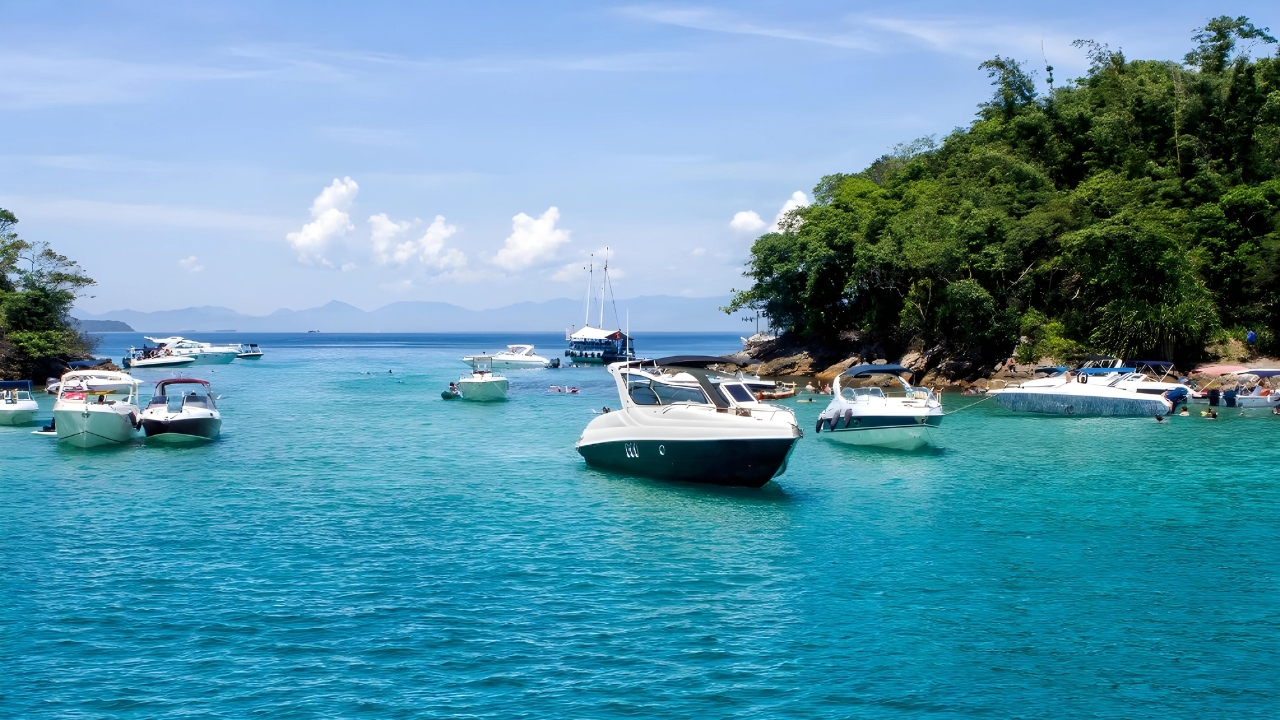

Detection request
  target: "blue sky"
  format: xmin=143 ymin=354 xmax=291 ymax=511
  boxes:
xmin=1 ymin=1 xmax=1274 ymax=314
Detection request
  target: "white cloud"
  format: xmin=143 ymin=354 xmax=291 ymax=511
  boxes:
xmin=369 ymin=213 xmax=465 ymax=270
xmin=286 ymin=177 xmax=358 ymax=266
xmin=729 ymin=210 xmax=766 ymax=233
xmin=490 ymin=206 xmax=570 ymax=272
xmin=178 ymin=255 xmax=203 ymax=273
xmin=770 ymin=190 xmax=809 ymax=232
xmin=619 ymin=7 xmax=874 ymax=50
xmin=691 ymin=247 xmax=706 ymax=256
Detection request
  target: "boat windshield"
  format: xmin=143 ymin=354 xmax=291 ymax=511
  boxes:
xmin=720 ymin=383 xmax=755 ymax=404
xmin=183 ymin=393 xmax=215 ymax=410
xmin=627 ymin=377 xmax=708 ymax=405
xmin=840 ymin=374 xmax=911 ymax=399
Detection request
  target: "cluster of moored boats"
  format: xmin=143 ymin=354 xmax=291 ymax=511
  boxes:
xmin=2 ymin=336 xmax=265 ymax=447
xmin=10 ymin=327 xmax=1278 ymax=490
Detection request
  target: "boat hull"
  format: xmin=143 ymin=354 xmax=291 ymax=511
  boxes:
xmin=175 ymin=351 xmax=237 ymax=365
xmin=142 ymin=416 xmax=221 ymax=443
xmin=820 ymin=415 xmax=942 ymax=451
xmin=0 ymin=405 xmax=39 ymax=425
xmin=457 ymin=378 xmax=509 ymax=401
xmin=577 ymin=437 xmax=798 ymax=488
xmin=994 ymin=391 xmax=1170 ymax=416
xmin=54 ymin=407 xmax=140 ymax=447
xmin=125 ymin=356 xmax=197 ymax=369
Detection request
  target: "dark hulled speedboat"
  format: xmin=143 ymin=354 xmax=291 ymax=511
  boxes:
xmin=576 ymin=356 xmax=801 ymax=487
xmin=140 ymin=378 xmax=221 ymax=443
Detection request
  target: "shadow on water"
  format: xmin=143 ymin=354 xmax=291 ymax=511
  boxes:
xmin=576 ymin=463 xmax=797 ymax=506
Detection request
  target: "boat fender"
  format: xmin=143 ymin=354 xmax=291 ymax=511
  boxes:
xmin=1077 ymin=373 xmax=1088 ymax=384
xmin=815 ymin=416 xmax=823 ymax=433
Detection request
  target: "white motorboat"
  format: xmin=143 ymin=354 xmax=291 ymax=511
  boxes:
xmin=576 ymin=355 xmax=801 ymax=487
xmin=990 ymin=368 xmax=1175 ymax=417
xmin=236 ymin=343 xmax=264 ymax=359
xmin=140 ymin=378 xmax=221 ymax=443
xmin=0 ymin=380 xmax=40 ymax=425
xmin=123 ymin=345 xmax=197 ymax=369
xmin=815 ymin=364 xmax=943 ymax=450
xmin=463 ymin=344 xmax=553 ymax=369
xmin=52 ymin=370 xmax=143 ymax=447
xmin=456 ymin=357 xmax=509 ymax=401
xmin=1191 ymin=368 xmax=1280 ymax=408
xmin=53 ymin=371 xmax=143 ymax=396
xmin=143 ymin=336 xmax=238 ymax=364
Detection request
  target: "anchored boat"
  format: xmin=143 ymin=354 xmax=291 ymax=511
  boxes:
xmin=52 ymin=370 xmax=144 ymax=447
xmin=456 ymin=357 xmax=509 ymax=401
xmin=815 ymin=364 xmax=943 ymax=450
xmin=0 ymin=380 xmax=39 ymax=425
xmin=140 ymin=378 xmax=221 ymax=443
xmin=576 ymin=356 xmax=801 ymax=487
xmin=990 ymin=368 xmax=1175 ymax=417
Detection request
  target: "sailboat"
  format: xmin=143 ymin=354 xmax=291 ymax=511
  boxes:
xmin=565 ymin=248 xmax=636 ymax=364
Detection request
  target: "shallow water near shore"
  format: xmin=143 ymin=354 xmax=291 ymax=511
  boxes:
xmin=3 ymin=332 xmax=1278 ymax=718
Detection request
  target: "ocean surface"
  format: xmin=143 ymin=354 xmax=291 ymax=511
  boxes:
xmin=3 ymin=332 xmax=1278 ymax=718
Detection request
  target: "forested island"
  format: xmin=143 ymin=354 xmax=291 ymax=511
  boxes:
xmin=729 ymin=16 xmax=1280 ymax=378
xmin=0 ymin=208 xmax=101 ymax=380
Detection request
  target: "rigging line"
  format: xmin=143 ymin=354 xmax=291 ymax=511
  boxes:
xmin=940 ymin=392 xmax=998 ymax=416
xmin=606 ymin=251 xmax=622 ymax=332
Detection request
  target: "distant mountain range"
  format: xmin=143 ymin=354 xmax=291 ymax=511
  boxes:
xmin=73 ymin=296 xmax=750 ymax=333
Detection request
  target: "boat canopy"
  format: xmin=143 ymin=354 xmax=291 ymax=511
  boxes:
xmin=1129 ymin=359 xmax=1174 ymax=368
xmin=1245 ymin=368 xmax=1280 ymax=379
xmin=1078 ymin=367 xmax=1135 ymax=376
xmin=842 ymin=364 xmax=911 ymax=377
xmin=634 ymin=355 xmax=725 ymax=369
xmin=569 ymin=327 xmax=628 ymax=341
xmin=0 ymin=380 xmax=33 ymax=391
xmin=155 ymin=378 xmax=211 ymax=391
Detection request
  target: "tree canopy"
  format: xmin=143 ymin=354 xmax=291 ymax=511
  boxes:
xmin=729 ymin=17 xmax=1280 ymax=366
xmin=0 ymin=209 xmax=97 ymax=379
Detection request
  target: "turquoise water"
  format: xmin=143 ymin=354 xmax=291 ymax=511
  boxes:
xmin=3 ymin=333 xmax=1278 ymax=718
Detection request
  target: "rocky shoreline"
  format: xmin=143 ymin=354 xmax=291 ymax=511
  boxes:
xmin=719 ymin=335 xmax=1279 ymax=391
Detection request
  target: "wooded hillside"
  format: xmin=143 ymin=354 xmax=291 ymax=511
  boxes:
xmin=729 ymin=16 xmax=1280 ymax=367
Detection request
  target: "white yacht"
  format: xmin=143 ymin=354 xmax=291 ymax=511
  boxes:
xmin=140 ymin=378 xmax=221 ymax=443
xmin=463 ymin=344 xmax=553 ymax=369
xmin=814 ymin=364 xmax=943 ymax=450
xmin=0 ymin=380 xmax=40 ymax=425
xmin=123 ymin=345 xmax=197 ymax=369
xmin=990 ymin=368 xmax=1175 ymax=416
xmin=1191 ymin=368 xmax=1280 ymax=408
xmin=457 ymin=357 xmax=509 ymax=401
xmin=576 ymin=356 xmax=801 ymax=487
xmin=53 ymin=370 xmax=144 ymax=447
xmin=143 ymin=336 xmax=238 ymax=364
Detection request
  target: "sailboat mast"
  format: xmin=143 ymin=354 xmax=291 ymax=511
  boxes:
xmin=584 ymin=259 xmax=593 ymax=329
xmin=598 ymin=247 xmax=608 ymax=329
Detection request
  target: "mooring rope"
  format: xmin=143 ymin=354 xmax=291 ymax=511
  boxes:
xmin=940 ymin=392 xmax=998 ymax=415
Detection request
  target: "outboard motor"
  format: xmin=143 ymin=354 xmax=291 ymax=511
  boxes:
xmin=1207 ymin=387 xmax=1220 ymax=406
xmin=1223 ymin=388 xmax=1238 ymax=408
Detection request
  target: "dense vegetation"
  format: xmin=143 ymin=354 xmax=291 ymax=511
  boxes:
xmin=729 ymin=17 xmax=1280 ymax=367
xmin=0 ymin=208 xmax=97 ymax=379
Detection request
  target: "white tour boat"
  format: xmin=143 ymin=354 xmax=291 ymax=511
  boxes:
xmin=140 ymin=378 xmax=221 ymax=443
xmin=576 ymin=356 xmax=801 ymax=487
xmin=52 ymin=370 xmax=144 ymax=447
xmin=236 ymin=343 xmax=264 ymax=359
xmin=457 ymin=357 xmax=509 ymax=401
xmin=143 ymin=336 xmax=239 ymax=365
xmin=0 ymin=380 xmax=40 ymax=425
xmin=815 ymin=364 xmax=943 ymax=450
